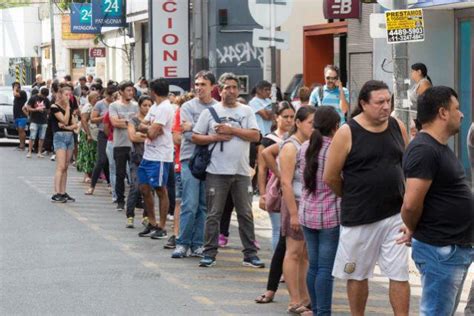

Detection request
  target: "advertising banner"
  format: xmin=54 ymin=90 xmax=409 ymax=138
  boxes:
xmin=385 ymin=9 xmax=425 ymax=44
xmin=151 ymin=0 xmax=190 ymax=90
xmin=70 ymin=3 xmax=100 ymax=34
xmin=92 ymin=0 xmax=126 ymax=28
xmin=323 ymin=0 xmax=361 ymax=19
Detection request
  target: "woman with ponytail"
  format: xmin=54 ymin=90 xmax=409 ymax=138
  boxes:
xmin=409 ymin=63 xmax=432 ymax=110
xmin=299 ymin=106 xmax=341 ymax=315
xmin=279 ymin=106 xmax=315 ymax=313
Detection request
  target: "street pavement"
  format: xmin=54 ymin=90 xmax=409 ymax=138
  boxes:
xmin=0 ymin=145 xmax=471 ymax=315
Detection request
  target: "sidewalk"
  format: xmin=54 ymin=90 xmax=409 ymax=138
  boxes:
xmin=248 ymin=198 xmax=472 ymax=315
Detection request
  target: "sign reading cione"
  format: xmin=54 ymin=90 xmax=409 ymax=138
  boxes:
xmin=151 ymin=0 xmax=190 ymax=86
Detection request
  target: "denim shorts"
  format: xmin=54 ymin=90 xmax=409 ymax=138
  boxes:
xmin=14 ymin=117 xmax=28 ymax=129
xmin=29 ymin=123 xmax=48 ymax=140
xmin=137 ymin=159 xmax=172 ymax=189
xmin=53 ymin=131 xmax=75 ymax=151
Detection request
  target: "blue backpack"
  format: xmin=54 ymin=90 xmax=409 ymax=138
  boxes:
xmin=189 ymin=107 xmax=222 ymax=180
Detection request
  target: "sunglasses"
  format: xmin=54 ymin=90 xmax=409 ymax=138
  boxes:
xmin=325 ymin=76 xmax=338 ymax=81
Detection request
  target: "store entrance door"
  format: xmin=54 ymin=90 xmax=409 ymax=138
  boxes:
xmin=457 ymin=18 xmax=473 ymax=176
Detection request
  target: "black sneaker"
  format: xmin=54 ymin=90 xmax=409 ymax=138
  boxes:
xmin=138 ymin=224 xmax=157 ymax=237
xmin=163 ymin=235 xmax=176 ymax=249
xmin=243 ymin=256 xmax=265 ymax=268
xmin=51 ymin=193 xmax=67 ymax=203
xmin=116 ymin=201 xmax=125 ymax=211
xmin=150 ymin=227 xmax=168 ymax=239
xmin=199 ymin=256 xmax=216 ymax=267
xmin=62 ymin=193 xmax=75 ymax=202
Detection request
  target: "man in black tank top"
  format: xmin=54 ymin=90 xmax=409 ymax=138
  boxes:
xmin=323 ymin=81 xmax=410 ymax=315
xmin=401 ymin=86 xmax=473 ymax=315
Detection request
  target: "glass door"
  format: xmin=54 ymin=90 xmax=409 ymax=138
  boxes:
xmin=458 ymin=19 xmax=473 ymax=177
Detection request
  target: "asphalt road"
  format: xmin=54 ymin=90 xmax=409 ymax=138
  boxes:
xmin=0 ymin=145 xmax=470 ymax=315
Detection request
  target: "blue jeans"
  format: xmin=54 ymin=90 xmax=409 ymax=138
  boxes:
xmin=176 ymin=160 xmax=207 ymax=249
xmin=412 ymin=239 xmax=473 ymax=316
xmin=303 ymin=225 xmax=340 ymax=315
xmin=268 ymin=212 xmax=281 ymax=251
xmin=106 ymin=140 xmax=117 ymax=201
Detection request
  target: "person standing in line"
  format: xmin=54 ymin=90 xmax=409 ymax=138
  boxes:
xmin=85 ymin=84 xmax=118 ymax=197
xmin=50 ymin=84 xmax=79 ymax=203
xmin=323 ymin=80 xmax=410 ymax=316
xmin=279 ymin=106 xmax=315 ymax=314
xmin=76 ymin=91 xmax=99 ymax=183
xmin=136 ymin=78 xmax=175 ymax=240
xmin=164 ymin=95 xmax=188 ymax=250
xmin=254 ymin=103 xmax=296 ymax=305
xmin=109 ymin=81 xmax=138 ymax=211
xmin=125 ymin=95 xmax=152 ymax=228
xmin=171 ymin=71 xmax=219 ymax=259
xmin=309 ymin=65 xmax=349 ymax=124
xmin=400 ymin=86 xmax=473 ymax=316
xmin=193 ymin=72 xmax=263 ymax=268
xmin=12 ymin=82 xmax=28 ymax=151
xmin=299 ymin=106 xmax=341 ymax=315
xmin=249 ymin=80 xmax=273 ymax=137
xmin=26 ymin=87 xmax=51 ymax=158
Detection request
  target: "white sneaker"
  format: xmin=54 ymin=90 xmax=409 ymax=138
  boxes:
xmin=26 ymin=152 xmax=31 ymax=158
xmin=50 ymin=154 xmax=55 ymax=161
xmin=167 ymin=214 xmax=174 ymax=221
xmin=37 ymin=153 xmax=45 ymax=158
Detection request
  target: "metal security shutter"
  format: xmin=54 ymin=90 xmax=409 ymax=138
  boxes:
xmin=348 ymin=52 xmax=373 ymax=109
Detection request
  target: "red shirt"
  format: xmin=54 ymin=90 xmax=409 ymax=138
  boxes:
xmin=172 ymin=109 xmax=181 ymax=173
xmin=103 ymin=111 xmax=114 ymax=142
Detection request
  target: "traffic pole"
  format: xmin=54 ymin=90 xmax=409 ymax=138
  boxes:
xmin=49 ymin=0 xmax=57 ymax=79
xmin=391 ymin=0 xmax=410 ymax=130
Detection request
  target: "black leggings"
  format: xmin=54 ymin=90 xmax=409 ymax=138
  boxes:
xmin=266 ymin=233 xmax=286 ymax=292
xmin=167 ymin=164 xmax=176 ymax=216
xmin=90 ymin=132 xmax=110 ymax=188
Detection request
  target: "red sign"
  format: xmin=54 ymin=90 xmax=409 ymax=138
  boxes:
xmin=89 ymin=48 xmax=106 ymax=58
xmin=323 ymin=0 xmax=361 ymax=19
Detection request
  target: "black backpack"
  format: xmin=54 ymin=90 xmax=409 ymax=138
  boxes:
xmin=189 ymin=107 xmax=222 ymax=180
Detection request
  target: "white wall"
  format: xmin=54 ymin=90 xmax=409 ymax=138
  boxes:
xmin=279 ymin=0 xmax=326 ymax=89
xmin=0 ymin=6 xmax=41 ymax=58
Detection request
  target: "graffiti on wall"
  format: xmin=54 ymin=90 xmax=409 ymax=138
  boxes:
xmin=216 ymin=42 xmax=264 ymax=68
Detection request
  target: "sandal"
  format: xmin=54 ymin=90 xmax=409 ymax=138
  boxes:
xmin=294 ymin=304 xmax=311 ymax=314
xmin=255 ymin=293 xmax=274 ymax=304
xmin=287 ymin=304 xmax=302 ymax=314
xmin=85 ymin=188 xmax=94 ymax=195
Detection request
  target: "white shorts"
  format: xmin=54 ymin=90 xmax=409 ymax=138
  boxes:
xmin=332 ymin=213 xmax=409 ymax=281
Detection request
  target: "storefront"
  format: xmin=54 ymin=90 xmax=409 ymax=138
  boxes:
xmin=455 ymin=7 xmax=474 ymax=175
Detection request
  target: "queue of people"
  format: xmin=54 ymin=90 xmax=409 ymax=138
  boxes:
xmin=11 ymin=62 xmax=472 ymax=315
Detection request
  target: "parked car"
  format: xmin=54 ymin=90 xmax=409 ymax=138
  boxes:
xmin=0 ymin=85 xmax=31 ymax=139
xmin=283 ymin=74 xmax=303 ymax=102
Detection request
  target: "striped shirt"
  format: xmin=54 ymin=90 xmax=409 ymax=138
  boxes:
xmin=298 ymin=136 xmax=341 ymax=229
xmin=309 ymin=85 xmax=349 ymax=124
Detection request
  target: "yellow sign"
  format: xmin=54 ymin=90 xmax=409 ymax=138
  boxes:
xmin=61 ymin=15 xmax=95 ymax=41
xmin=385 ymin=9 xmax=424 ymax=44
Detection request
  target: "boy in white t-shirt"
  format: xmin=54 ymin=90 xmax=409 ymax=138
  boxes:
xmin=137 ymin=78 xmax=175 ymax=240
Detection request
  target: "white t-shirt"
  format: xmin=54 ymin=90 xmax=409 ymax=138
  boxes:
xmin=143 ymin=99 xmax=174 ymax=162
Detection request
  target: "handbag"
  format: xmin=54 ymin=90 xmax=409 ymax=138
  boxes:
xmin=265 ymin=173 xmax=281 ymax=212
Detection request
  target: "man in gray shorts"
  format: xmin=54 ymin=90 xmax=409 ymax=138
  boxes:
xmin=324 ymin=80 xmax=410 ymax=316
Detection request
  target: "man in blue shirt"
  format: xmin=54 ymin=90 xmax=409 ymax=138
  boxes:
xmin=249 ymin=80 xmax=273 ymax=137
xmin=309 ymin=65 xmax=350 ymax=124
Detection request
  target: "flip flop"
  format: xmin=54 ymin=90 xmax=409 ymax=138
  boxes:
xmin=287 ymin=304 xmax=302 ymax=314
xmin=84 ymin=188 xmax=94 ymax=195
xmin=255 ymin=294 xmax=274 ymax=304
